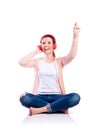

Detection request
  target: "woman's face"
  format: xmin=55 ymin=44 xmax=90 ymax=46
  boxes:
xmin=41 ymin=37 xmax=54 ymax=54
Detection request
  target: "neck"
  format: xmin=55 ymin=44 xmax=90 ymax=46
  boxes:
xmin=43 ymin=54 xmax=55 ymax=63
xmin=45 ymin=53 xmax=54 ymax=58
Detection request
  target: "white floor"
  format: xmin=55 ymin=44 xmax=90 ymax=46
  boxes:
xmin=20 ymin=113 xmax=78 ymax=130
xmin=9 ymin=98 xmax=98 ymax=130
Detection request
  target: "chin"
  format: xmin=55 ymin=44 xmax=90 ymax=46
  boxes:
xmin=44 ymin=50 xmax=51 ymax=53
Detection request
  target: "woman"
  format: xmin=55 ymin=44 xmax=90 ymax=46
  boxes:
xmin=19 ymin=23 xmax=80 ymax=116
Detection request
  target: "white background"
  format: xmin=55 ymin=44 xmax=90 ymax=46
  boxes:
xmin=0 ymin=0 xmax=98 ymax=129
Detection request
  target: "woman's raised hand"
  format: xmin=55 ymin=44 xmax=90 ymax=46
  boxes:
xmin=73 ymin=22 xmax=80 ymax=39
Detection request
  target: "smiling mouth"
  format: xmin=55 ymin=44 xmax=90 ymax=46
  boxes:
xmin=44 ymin=47 xmax=50 ymax=51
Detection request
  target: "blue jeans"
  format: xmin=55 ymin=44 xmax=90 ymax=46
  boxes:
xmin=20 ymin=93 xmax=80 ymax=112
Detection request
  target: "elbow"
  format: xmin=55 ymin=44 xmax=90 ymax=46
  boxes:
xmin=18 ymin=61 xmax=22 ymax=66
xmin=67 ymin=54 xmax=76 ymax=63
xmin=70 ymin=55 xmax=75 ymax=60
xmin=69 ymin=54 xmax=75 ymax=60
xmin=70 ymin=51 xmax=77 ymax=59
xmin=18 ymin=60 xmax=25 ymax=67
xmin=19 ymin=61 xmax=22 ymax=66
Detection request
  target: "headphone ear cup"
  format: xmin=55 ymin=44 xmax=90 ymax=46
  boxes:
xmin=53 ymin=44 xmax=57 ymax=50
xmin=37 ymin=45 xmax=43 ymax=51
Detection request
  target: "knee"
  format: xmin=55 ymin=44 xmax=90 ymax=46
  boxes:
xmin=72 ymin=93 xmax=81 ymax=105
xmin=19 ymin=92 xmax=27 ymax=99
xmin=20 ymin=93 xmax=30 ymax=105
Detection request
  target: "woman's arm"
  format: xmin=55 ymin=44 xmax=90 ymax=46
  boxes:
xmin=61 ymin=23 xmax=80 ymax=67
xmin=19 ymin=47 xmax=42 ymax=68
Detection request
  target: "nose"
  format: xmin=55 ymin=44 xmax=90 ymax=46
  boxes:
xmin=44 ymin=43 xmax=49 ymax=47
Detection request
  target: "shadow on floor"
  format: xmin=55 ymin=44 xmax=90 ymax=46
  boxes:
xmin=20 ymin=113 xmax=79 ymax=129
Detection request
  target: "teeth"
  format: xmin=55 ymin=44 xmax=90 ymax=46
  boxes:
xmin=44 ymin=47 xmax=50 ymax=50
xmin=45 ymin=48 xmax=49 ymax=50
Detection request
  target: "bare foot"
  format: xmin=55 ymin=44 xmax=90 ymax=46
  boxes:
xmin=29 ymin=108 xmax=32 ymax=116
xmin=29 ymin=106 xmax=48 ymax=116
xmin=62 ymin=109 xmax=68 ymax=114
xmin=29 ymin=107 xmax=39 ymax=115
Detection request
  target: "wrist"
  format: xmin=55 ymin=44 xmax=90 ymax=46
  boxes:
xmin=73 ymin=38 xmax=79 ymax=41
xmin=73 ymin=30 xmax=80 ymax=37
xmin=73 ymin=37 xmax=79 ymax=42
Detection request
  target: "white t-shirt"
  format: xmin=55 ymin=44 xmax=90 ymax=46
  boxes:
xmin=37 ymin=60 xmax=61 ymax=94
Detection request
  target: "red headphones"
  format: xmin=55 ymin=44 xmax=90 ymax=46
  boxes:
xmin=53 ymin=43 xmax=57 ymax=49
xmin=38 ymin=34 xmax=57 ymax=51
xmin=37 ymin=45 xmax=43 ymax=51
